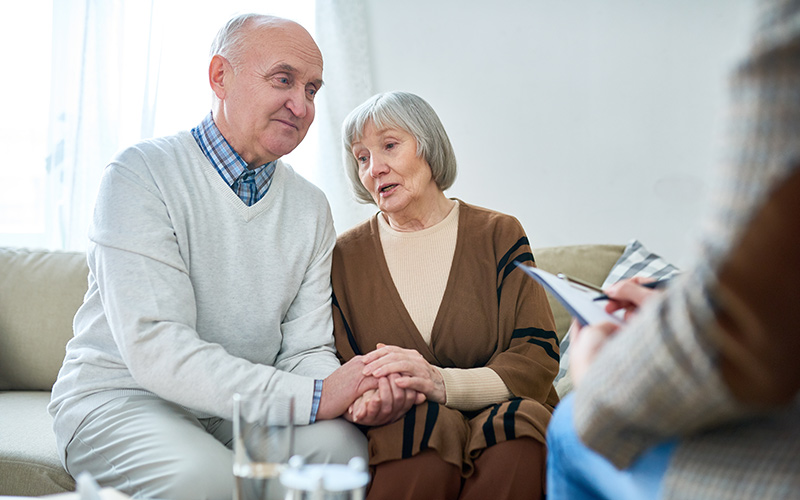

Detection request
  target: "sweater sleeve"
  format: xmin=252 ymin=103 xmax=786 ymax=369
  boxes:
xmin=273 ymin=199 xmax=341 ymax=380
xmin=482 ymin=215 xmax=560 ymax=405
xmin=437 ymin=366 xmax=513 ymax=411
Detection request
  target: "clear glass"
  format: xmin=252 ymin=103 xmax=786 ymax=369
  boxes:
xmin=233 ymin=393 xmax=295 ymax=500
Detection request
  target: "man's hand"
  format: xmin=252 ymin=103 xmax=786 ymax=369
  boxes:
xmin=345 ymin=373 xmax=424 ymax=426
xmin=316 ymin=355 xmax=379 ymax=421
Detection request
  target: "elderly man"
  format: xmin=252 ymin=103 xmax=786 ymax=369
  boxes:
xmin=48 ymin=14 xmax=376 ymax=499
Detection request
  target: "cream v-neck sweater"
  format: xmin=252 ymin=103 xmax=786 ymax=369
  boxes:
xmin=49 ymin=131 xmax=339 ymax=462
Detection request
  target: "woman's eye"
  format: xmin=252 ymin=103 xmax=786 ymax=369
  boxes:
xmin=385 ymin=143 xmax=395 ymax=150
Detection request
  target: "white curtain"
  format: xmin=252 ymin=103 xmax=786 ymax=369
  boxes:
xmin=44 ymin=0 xmax=364 ymax=250
xmin=314 ymin=0 xmax=378 ymax=233
xmin=46 ymin=0 xmax=159 ymax=250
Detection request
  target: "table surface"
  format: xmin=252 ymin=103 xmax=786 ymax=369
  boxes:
xmin=0 ymin=488 xmax=130 ymax=499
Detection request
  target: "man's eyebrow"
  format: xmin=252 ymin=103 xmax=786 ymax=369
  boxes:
xmin=272 ymin=63 xmax=324 ymax=88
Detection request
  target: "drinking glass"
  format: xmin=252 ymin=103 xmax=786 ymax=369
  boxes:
xmin=233 ymin=393 xmax=295 ymax=500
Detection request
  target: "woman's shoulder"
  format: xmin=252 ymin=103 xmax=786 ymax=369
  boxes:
xmin=457 ymin=199 xmax=527 ymax=238
xmin=335 ymin=215 xmax=378 ymax=250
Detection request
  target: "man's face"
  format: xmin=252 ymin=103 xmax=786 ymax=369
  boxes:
xmin=213 ymin=21 xmax=323 ymax=167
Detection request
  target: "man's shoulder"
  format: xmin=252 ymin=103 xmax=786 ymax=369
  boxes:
xmin=112 ymin=131 xmax=196 ymax=170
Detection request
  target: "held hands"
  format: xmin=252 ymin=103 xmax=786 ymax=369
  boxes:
xmin=569 ymin=277 xmax=662 ymax=387
xmin=362 ymin=343 xmax=446 ymax=404
xmin=344 ymin=343 xmax=437 ymax=426
xmin=345 ymin=373 xmax=425 ymax=426
xmin=317 ymin=346 xmax=429 ymax=425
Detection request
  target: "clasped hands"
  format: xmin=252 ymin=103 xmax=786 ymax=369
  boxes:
xmin=347 ymin=343 xmax=444 ymax=426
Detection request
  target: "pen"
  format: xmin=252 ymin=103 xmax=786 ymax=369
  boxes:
xmin=556 ymin=273 xmax=604 ymax=293
xmin=592 ymin=278 xmax=671 ymax=301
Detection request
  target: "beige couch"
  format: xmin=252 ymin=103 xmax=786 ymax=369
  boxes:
xmin=0 ymin=243 xmax=624 ymax=497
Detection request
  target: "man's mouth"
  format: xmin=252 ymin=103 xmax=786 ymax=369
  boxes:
xmin=275 ymin=119 xmax=298 ymax=130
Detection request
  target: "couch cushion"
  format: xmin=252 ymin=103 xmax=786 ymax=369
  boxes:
xmin=0 ymin=391 xmax=75 ymax=495
xmin=533 ymin=244 xmax=625 ymax=341
xmin=0 ymin=247 xmax=88 ymax=391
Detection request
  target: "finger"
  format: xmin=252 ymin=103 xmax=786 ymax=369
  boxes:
xmin=393 ymin=375 xmax=433 ymax=395
xmin=386 ymin=373 xmax=402 ymax=402
xmin=377 ymin=376 xmax=394 ymax=417
xmin=362 ymin=347 xmax=415 ymax=374
xmin=604 ymin=279 xmax=658 ymax=308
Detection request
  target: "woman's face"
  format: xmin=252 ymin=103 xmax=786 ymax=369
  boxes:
xmin=351 ymin=121 xmax=440 ymax=217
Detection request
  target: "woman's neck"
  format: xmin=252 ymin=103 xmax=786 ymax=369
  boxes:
xmin=383 ymin=194 xmax=456 ymax=232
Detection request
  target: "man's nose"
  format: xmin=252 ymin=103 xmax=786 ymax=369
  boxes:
xmin=285 ymin=86 xmax=309 ymax=118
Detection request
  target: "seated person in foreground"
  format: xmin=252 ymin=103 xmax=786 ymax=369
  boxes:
xmin=547 ymin=0 xmax=800 ymax=498
xmin=331 ymin=91 xmax=560 ymax=500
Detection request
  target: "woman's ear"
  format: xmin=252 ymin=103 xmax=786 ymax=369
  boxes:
xmin=209 ymin=54 xmax=229 ymax=100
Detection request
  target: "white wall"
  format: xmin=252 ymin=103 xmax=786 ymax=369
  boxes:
xmin=360 ymin=0 xmax=755 ymax=267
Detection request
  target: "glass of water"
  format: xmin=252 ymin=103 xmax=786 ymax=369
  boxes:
xmin=233 ymin=392 xmax=295 ymax=500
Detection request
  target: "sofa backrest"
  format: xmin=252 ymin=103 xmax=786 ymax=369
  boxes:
xmin=0 ymin=247 xmax=89 ymax=391
xmin=0 ymin=243 xmax=623 ymax=390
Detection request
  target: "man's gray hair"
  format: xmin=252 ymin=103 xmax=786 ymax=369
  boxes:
xmin=209 ymin=13 xmax=274 ymax=68
xmin=341 ymin=91 xmax=458 ymax=205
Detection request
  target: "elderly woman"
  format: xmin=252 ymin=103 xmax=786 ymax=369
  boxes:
xmin=331 ymin=91 xmax=559 ymax=500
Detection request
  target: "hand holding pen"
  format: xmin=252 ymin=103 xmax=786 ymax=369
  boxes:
xmin=557 ymin=273 xmax=671 ymax=322
xmin=595 ymin=276 xmax=669 ymax=322
xmin=592 ymin=277 xmax=670 ymax=302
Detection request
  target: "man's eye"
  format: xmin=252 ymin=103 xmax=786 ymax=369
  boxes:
xmin=307 ymin=87 xmax=317 ymax=98
xmin=277 ymin=77 xmax=290 ymax=85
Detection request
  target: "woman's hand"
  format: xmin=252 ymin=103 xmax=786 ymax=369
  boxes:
xmin=569 ymin=320 xmax=620 ymax=387
xmin=345 ymin=373 xmax=424 ymax=426
xmin=569 ymin=277 xmax=664 ymax=387
xmin=601 ymin=276 xmax=661 ymax=321
xmin=362 ymin=344 xmax=447 ymax=404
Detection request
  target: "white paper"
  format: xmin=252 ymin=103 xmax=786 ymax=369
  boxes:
xmin=515 ymin=263 xmax=624 ymax=327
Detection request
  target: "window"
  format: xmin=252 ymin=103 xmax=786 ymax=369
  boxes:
xmin=0 ymin=0 xmax=316 ymax=250
xmin=0 ymin=1 xmax=52 ymax=248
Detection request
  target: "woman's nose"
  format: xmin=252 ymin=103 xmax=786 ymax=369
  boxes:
xmin=368 ymin=157 xmax=389 ymax=177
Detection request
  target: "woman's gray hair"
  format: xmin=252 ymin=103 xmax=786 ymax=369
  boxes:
xmin=341 ymin=91 xmax=457 ymax=205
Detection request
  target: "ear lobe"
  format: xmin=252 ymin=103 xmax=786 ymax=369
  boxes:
xmin=209 ymin=54 xmax=229 ymax=99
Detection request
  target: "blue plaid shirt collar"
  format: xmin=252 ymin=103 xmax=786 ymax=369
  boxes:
xmin=191 ymin=112 xmax=277 ymax=206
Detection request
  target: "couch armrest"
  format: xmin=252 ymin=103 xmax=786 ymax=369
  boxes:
xmin=0 ymin=248 xmax=88 ymax=391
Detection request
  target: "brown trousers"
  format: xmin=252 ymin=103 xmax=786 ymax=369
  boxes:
xmin=366 ymin=438 xmax=545 ymax=500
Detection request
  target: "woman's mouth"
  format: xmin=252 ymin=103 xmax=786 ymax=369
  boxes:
xmin=379 ymin=184 xmax=398 ymax=195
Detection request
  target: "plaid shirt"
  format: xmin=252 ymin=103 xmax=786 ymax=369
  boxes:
xmin=573 ymin=0 xmax=800 ymax=498
xmin=192 ymin=113 xmax=276 ymax=206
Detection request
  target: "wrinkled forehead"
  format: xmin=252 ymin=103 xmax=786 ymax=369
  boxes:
xmin=246 ymin=19 xmax=322 ymax=70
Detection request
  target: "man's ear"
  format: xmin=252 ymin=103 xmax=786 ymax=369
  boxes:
xmin=209 ymin=54 xmax=229 ymax=99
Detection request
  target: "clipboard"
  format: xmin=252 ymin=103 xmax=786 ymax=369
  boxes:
xmin=514 ymin=262 xmax=624 ymax=327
